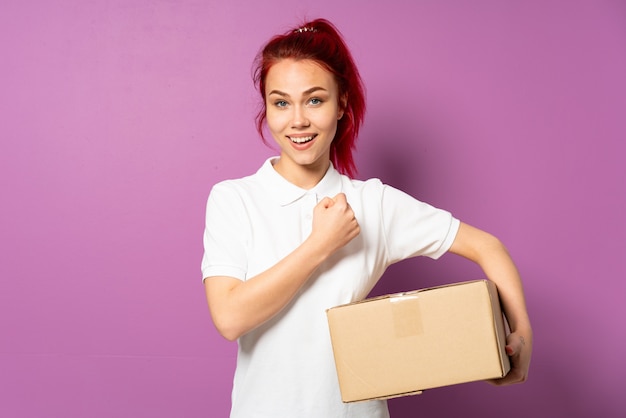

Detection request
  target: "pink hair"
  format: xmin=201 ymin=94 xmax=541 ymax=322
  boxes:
xmin=253 ymin=18 xmax=366 ymax=178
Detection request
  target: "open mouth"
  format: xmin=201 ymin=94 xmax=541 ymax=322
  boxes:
xmin=288 ymin=135 xmax=316 ymax=144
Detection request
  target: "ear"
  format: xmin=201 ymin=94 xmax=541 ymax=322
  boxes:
xmin=338 ymin=94 xmax=348 ymax=120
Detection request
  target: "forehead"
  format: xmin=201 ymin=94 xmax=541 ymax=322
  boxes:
xmin=265 ymin=59 xmax=338 ymax=94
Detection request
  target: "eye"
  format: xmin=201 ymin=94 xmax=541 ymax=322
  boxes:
xmin=308 ymin=97 xmax=323 ymax=106
xmin=274 ymin=100 xmax=288 ymax=108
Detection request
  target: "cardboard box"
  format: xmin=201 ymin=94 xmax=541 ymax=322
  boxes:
xmin=326 ymin=280 xmax=510 ymax=402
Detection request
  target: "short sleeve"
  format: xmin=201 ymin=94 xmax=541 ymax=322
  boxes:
xmin=201 ymin=182 xmax=249 ymax=281
xmin=381 ymin=185 xmax=460 ymax=263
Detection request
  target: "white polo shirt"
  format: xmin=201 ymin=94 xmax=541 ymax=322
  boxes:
xmin=202 ymin=157 xmax=460 ymax=418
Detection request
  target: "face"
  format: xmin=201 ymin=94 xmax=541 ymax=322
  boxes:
xmin=264 ymin=59 xmax=344 ymax=182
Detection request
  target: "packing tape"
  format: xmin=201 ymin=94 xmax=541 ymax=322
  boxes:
xmin=390 ymin=295 xmax=423 ymax=338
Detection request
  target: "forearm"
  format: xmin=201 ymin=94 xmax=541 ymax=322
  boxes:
xmin=206 ymin=193 xmax=359 ymax=341
xmin=474 ymin=238 xmax=531 ymax=338
xmin=205 ymin=234 xmax=331 ymax=340
xmin=449 ymin=223 xmax=532 ymax=337
xmin=449 ymin=222 xmax=533 ymax=384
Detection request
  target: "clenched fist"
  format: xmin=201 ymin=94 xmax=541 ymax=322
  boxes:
xmin=309 ymin=193 xmax=360 ymax=256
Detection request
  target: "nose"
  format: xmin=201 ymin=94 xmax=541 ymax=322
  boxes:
xmin=291 ymin=105 xmax=310 ymax=128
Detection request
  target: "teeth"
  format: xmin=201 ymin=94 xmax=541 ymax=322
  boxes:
xmin=289 ymin=136 xmax=314 ymax=144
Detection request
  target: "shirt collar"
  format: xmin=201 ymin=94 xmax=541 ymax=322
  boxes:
xmin=258 ymin=157 xmax=344 ymax=206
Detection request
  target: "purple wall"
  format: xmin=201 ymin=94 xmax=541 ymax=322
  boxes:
xmin=1 ymin=1 xmax=624 ymax=417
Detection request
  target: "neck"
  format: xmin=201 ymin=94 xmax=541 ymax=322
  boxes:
xmin=272 ymin=158 xmax=330 ymax=189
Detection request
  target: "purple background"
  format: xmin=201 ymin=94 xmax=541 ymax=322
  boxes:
xmin=1 ymin=0 xmax=625 ymax=417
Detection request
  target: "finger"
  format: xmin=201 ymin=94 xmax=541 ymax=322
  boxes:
xmin=487 ymin=358 xmax=525 ymax=386
xmin=488 ymin=340 xmax=527 ymax=386
xmin=319 ymin=196 xmax=334 ymax=208
xmin=505 ymin=344 xmax=515 ymax=357
xmin=332 ymin=193 xmax=347 ymax=204
xmin=505 ymin=334 xmax=524 ymax=357
xmin=488 ymin=369 xmax=521 ymax=386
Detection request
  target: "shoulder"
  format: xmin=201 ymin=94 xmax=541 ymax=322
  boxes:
xmin=210 ymin=158 xmax=279 ymax=196
xmin=204 ymin=172 xmax=268 ymax=223
xmin=211 ymin=175 xmax=255 ymax=194
xmin=338 ymin=176 xmax=390 ymax=212
xmin=341 ymin=175 xmax=384 ymax=193
xmin=341 ymin=176 xmax=403 ymax=203
xmin=208 ymin=168 xmax=266 ymax=200
xmin=342 ymin=175 xmax=436 ymax=211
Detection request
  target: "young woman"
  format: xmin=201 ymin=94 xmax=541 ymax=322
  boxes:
xmin=202 ymin=18 xmax=532 ymax=418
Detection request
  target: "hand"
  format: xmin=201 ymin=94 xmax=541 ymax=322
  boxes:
xmin=309 ymin=193 xmax=360 ymax=256
xmin=488 ymin=331 xmax=532 ymax=386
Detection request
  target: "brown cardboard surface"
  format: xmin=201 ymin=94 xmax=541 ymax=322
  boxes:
xmin=326 ymin=280 xmax=510 ymax=402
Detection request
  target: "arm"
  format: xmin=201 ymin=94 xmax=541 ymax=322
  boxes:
xmin=204 ymin=193 xmax=359 ymax=341
xmin=448 ymin=222 xmax=533 ymax=385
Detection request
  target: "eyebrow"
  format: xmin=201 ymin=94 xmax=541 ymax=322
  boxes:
xmin=267 ymin=86 xmax=328 ymax=97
